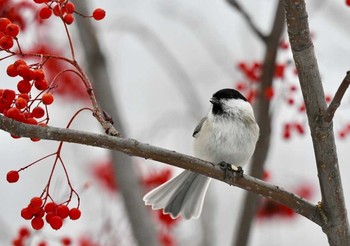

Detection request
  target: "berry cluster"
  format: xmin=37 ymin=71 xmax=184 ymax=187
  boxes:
xmin=34 ymin=0 xmax=106 ymax=25
xmin=12 ymin=226 xmax=30 ymax=246
xmin=12 ymin=226 xmax=74 ymax=245
xmin=0 ymin=17 xmax=20 ymax=50
xmin=21 ymin=197 xmax=81 ymax=231
xmin=282 ymin=122 xmax=305 ymax=140
xmin=1 ymin=59 xmax=54 ymax=140
xmin=235 ymin=60 xmax=293 ymax=103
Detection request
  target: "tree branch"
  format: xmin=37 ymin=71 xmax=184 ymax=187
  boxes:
xmin=283 ymin=0 xmax=350 ymax=244
xmin=226 ymin=0 xmax=267 ymax=43
xmin=0 ymin=114 xmax=321 ymax=226
xmin=324 ymin=71 xmax=350 ymax=123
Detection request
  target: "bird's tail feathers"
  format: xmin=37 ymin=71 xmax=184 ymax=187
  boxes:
xmin=143 ymin=170 xmax=211 ymax=219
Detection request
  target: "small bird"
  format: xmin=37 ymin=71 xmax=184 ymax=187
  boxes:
xmin=143 ymin=88 xmax=259 ymax=219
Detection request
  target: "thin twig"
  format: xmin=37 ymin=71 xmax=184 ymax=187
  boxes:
xmin=0 ymin=114 xmax=322 ymax=226
xmin=226 ymin=0 xmax=267 ymax=43
xmin=324 ymin=71 xmax=350 ymax=122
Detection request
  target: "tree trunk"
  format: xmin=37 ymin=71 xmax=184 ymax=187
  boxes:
xmin=283 ymin=0 xmax=350 ymax=245
xmin=71 ymin=1 xmax=159 ymax=245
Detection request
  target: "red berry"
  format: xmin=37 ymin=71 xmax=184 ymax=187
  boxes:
xmin=15 ymin=98 xmax=27 ymax=109
xmin=0 ymin=35 xmax=14 ymax=49
xmin=31 ymin=217 xmax=44 ymax=230
xmin=0 ymin=18 xmax=11 ymax=32
xmin=295 ymin=123 xmax=305 ymax=134
xmin=45 ymin=212 xmax=55 ymax=223
xmin=38 ymin=241 xmax=47 ymax=246
xmin=63 ymin=14 xmax=74 ymax=25
xmin=7 ymin=170 xmax=20 ymax=183
xmin=6 ymin=107 xmax=20 ymax=119
xmin=287 ymin=98 xmax=294 ymax=105
xmin=14 ymin=59 xmax=27 ymax=68
xmin=235 ymin=82 xmax=246 ymax=91
xmin=39 ymin=7 xmax=52 ymax=19
xmin=18 ymin=93 xmax=30 ymax=101
xmin=34 ymin=79 xmax=49 ymax=90
xmin=44 ymin=202 xmax=56 ymax=213
xmin=5 ymin=24 xmax=20 ymax=38
xmin=346 ymin=0 xmax=350 ymax=7
xmin=61 ymin=237 xmax=72 ymax=245
xmin=92 ymin=8 xmax=106 ymax=20
xmin=26 ymin=117 xmax=38 ymax=125
xmin=34 ymin=208 xmax=45 ymax=217
xmin=21 ymin=207 xmax=33 ymax=220
xmin=16 ymin=65 xmax=31 ymax=78
xmin=325 ymin=95 xmax=332 ymax=103
xmin=17 ymin=80 xmax=32 ymax=94
xmin=19 ymin=226 xmax=31 ymax=238
xmin=32 ymin=69 xmax=45 ymax=80
xmin=65 ymin=2 xmax=75 ymax=14
xmin=28 ymin=204 xmax=41 ymax=215
xmin=3 ymin=89 xmax=16 ymax=101
xmin=50 ymin=216 xmax=63 ymax=230
xmin=41 ymin=93 xmax=54 ymax=105
xmin=57 ymin=204 xmax=69 ymax=219
xmin=274 ymin=64 xmax=285 ymax=79
xmin=264 ymin=87 xmax=274 ymax=100
xmin=32 ymin=107 xmax=45 ymax=118
xmin=283 ymin=124 xmax=291 ymax=140
xmin=30 ymin=197 xmax=43 ymax=207
xmin=289 ymin=85 xmax=297 ymax=92
xmin=339 ymin=131 xmax=346 ymax=139
xmin=6 ymin=64 xmax=18 ymax=77
xmin=53 ymin=4 xmax=62 ymax=16
xmin=69 ymin=208 xmax=81 ymax=220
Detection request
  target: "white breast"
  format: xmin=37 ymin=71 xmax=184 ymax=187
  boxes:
xmin=193 ymin=106 xmax=259 ymax=166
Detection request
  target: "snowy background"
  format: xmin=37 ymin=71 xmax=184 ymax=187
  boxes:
xmin=1 ymin=0 xmax=350 ymax=245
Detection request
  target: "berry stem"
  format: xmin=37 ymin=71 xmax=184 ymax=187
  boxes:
xmin=18 ymin=152 xmax=57 ymax=172
xmin=61 ymin=16 xmax=75 ymax=61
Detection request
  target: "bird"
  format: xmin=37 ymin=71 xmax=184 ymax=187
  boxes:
xmin=143 ymin=88 xmax=259 ymax=219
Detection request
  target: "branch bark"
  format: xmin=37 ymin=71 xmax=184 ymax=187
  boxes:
xmin=283 ymin=0 xmax=350 ymax=244
xmin=226 ymin=0 xmax=267 ymax=42
xmin=0 ymin=115 xmax=322 ymax=226
xmin=324 ymin=71 xmax=350 ymax=123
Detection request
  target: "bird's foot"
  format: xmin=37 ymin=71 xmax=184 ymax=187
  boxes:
xmin=218 ymin=162 xmax=244 ymax=182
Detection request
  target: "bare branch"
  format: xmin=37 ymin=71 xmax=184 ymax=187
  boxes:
xmin=226 ymin=0 xmax=267 ymax=43
xmin=0 ymin=114 xmax=321 ymax=226
xmin=284 ymin=0 xmax=350 ymax=244
xmin=324 ymin=71 xmax=350 ymax=122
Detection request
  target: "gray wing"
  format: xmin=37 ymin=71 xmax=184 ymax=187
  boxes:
xmin=192 ymin=117 xmax=207 ymax=138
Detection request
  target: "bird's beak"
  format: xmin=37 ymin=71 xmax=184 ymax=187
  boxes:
xmin=210 ymin=97 xmax=220 ymax=105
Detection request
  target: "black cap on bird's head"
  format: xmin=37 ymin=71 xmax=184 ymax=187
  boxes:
xmin=210 ymin=89 xmax=248 ymax=115
xmin=212 ymin=88 xmax=247 ymax=102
